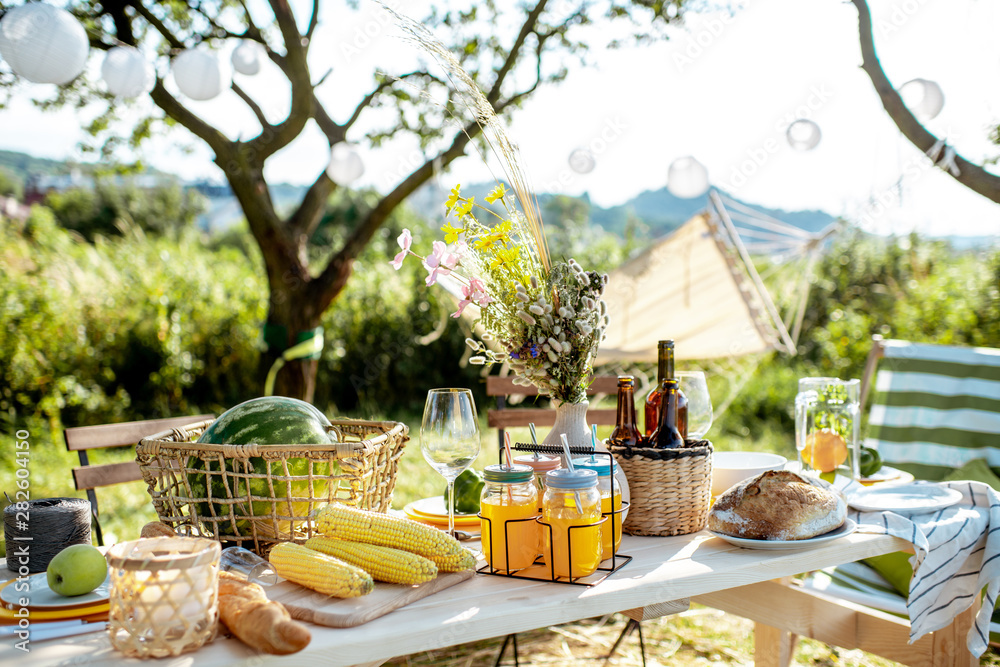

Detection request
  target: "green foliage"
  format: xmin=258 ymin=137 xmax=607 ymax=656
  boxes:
xmin=0 ymin=167 xmax=23 ymax=198
xmin=45 ymin=178 xmax=206 ymax=240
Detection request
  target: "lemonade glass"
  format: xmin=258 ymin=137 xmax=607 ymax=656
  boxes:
xmin=794 ymin=377 xmax=860 ymax=481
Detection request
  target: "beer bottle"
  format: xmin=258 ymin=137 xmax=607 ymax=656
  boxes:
xmin=650 ymin=378 xmax=684 ymax=449
xmin=609 ymin=375 xmax=642 ymax=448
xmin=644 ymin=340 xmax=689 ymax=438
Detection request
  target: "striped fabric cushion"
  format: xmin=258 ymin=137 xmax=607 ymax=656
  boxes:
xmin=864 ymin=340 xmax=1000 ymax=480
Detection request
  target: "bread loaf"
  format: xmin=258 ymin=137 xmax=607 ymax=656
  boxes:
xmin=708 ymin=469 xmax=846 ymax=540
xmin=218 ymin=571 xmax=311 ymax=654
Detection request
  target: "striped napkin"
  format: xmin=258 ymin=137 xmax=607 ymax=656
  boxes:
xmin=835 ymin=477 xmax=1000 ymax=657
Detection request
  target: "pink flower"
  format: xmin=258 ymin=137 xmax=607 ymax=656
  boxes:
xmin=390 ymin=229 xmax=412 ymax=270
xmin=452 ymin=277 xmax=493 ymax=318
xmin=424 ymin=241 xmax=458 ymax=286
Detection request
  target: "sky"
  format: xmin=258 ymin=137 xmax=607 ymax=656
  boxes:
xmin=1 ymin=0 xmax=999 ymax=237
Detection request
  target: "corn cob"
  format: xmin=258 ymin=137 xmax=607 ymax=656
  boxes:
xmin=316 ymin=503 xmax=465 ymax=562
xmin=268 ymin=542 xmax=373 ymax=598
xmin=431 ymin=548 xmax=478 ymax=573
xmin=304 ymin=536 xmax=438 ymax=585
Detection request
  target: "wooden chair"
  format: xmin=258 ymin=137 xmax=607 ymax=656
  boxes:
xmin=65 ymin=414 xmax=213 ymax=546
xmin=697 ymin=335 xmax=1000 ymax=666
xmin=486 ymin=374 xmax=620 ymax=458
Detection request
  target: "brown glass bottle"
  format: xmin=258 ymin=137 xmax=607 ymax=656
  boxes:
xmin=650 ymin=378 xmax=684 ymax=449
xmin=644 ymin=340 xmax=689 ymax=438
xmin=609 ymin=376 xmax=642 ymax=448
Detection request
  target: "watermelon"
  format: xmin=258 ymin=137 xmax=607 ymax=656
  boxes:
xmin=186 ymin=397 xmax=339 ymax=537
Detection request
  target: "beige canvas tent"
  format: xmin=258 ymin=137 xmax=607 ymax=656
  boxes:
xmin=596 ymin=192 xmax=835 ymax=364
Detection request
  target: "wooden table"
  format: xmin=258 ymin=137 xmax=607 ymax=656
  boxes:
xmin=0 ymin=530 xmax=910 ymax=666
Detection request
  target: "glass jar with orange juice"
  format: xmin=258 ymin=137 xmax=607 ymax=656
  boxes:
xmin=479 ymin=464 xmax=540 ymax=573
xmin=513 ymin=454 xmax=561 ymax=512
xmin=572 ymin=456 xmax=623 ymax=561
xmin=541 ymin=468 xmax=603 ymax=580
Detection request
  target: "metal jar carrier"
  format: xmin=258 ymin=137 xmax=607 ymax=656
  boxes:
xmin=608 ymin=439 xmax=713 ymax=536
xmin=135 ymin=417 xmax=408 ymax=556
xmin=477 ymin=444 xmax=632 ymax=587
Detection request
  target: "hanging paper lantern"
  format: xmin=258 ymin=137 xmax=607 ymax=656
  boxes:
xmin=898 ymin=78 xmax=944 ymax=121
xmin=231 ymin=40 xmax=265 ymax=76
xmin=0 ymin=3 xmax=90 ymax=85
xmin=101 ymin=46 xmax=154 ymax=99
xmin=171 ymin=48 xmax=230 ymax=101
xmin=667 ymin=156 xmax=709 ymax=199
xmin=568 ymin=148 xmax=596 ymax=174
xmin=327 ymin=143 xmax=364 ymax=184
xmin=786 ymin=119 xmax=822 ymax=151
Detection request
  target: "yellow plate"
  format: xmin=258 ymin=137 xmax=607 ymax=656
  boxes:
xmin=403 ymin=498 xmax=479 ymax=526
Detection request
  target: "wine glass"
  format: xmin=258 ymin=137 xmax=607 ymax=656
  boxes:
xmin=420 ymin=388 xmax=481 ymax=536
xmin=676 ymin=371 xmax=713 ymax=439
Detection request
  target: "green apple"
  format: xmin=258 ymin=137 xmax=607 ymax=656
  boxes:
xmin=46 ymin=544 xmax=108 ymax=597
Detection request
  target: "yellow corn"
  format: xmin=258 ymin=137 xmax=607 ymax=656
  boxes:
xmin=431 ymin=548 xmax=478 ymax=573
xmin=268 ymin=542 xmax=373 ymax=598
xmin=316 ymin=504 xmax=465 ymax=562
xmin=304 ymin=536 xmax=438 ymax=585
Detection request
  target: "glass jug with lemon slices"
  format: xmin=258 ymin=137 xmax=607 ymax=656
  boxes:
xmin=795 ymin=377 xmax=861 ymax=482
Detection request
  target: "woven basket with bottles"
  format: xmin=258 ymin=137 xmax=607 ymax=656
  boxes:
xmin=609 ymin=439 xmax=713 ymax=536
xmin=135 ymin=418 xmax=409 ymax=556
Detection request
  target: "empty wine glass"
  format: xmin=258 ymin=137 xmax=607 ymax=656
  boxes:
xmin=421 ymin=388 xmax=481 ymax=536
xmin=676 ymin=371 xmax=713 ymax=439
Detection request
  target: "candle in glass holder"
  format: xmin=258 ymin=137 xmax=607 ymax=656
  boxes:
xmin=106 ymin=537 xmax=220 ymax=658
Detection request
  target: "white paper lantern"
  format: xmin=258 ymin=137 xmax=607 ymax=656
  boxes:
xmin=786 ymin=119 xmax=822 ymax=151
xmin=327 ymin=144 xmax=364 ymax=184
xmin=898 ymin=78 xmax=944 ymax=121
xmin=101 ymin=46 xmax=154 ymax=99
xmin=568 ymin=148 xmax=596 ymax=174
xmin=231 ymin=40 xmax=265 ymax=76
xmin=667 ymin=156 xmax=709 ymax=199
xmin=171 ymin=48 xmax=230 ymax=101
xmin=0 ymin=3 xmax=89 ymax=85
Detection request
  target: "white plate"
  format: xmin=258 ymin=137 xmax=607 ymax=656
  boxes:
xmin=859 ymin=466 xmax=915 ymax=486
xmin=0 ymin=572 xmax=110 ymax=609
xmin=709 ymin=518 xmax=857 ymax=550
xmin=847 ymin=483 xmax=963 ymax=515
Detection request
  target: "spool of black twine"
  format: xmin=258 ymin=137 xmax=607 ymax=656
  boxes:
xmin=4 ymin=497 xmax=92 ymax=573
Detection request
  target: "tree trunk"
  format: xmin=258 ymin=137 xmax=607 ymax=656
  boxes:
xmin=261 ymin=281 xmax=322 ymax=402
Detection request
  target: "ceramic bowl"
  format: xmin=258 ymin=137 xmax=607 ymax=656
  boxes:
xmin=711 ymin=451 xmax=787 ymax=497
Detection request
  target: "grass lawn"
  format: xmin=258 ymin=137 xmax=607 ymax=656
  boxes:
xmin=3 ymin=411 xmax=998 ymax=666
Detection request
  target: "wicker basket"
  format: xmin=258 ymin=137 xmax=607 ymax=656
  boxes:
xmin=136 ymin=418 xmax=409 ymax=555
xmin=609 ymin=439 xmax=713 ymax=537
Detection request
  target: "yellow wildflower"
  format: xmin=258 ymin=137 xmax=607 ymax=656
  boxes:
xmin=445 ymin=184 xmax=462 ymax=210
xmin=441 ymin=222 xmax=465 ymax=244
xmin=489 ymin=245 xmax=520 ymax=270
xmin=485 ymin=183 xmax=507 ymax=204
xmin=455 ymin=196 xmax=475 ymax=218
xmin=474 ymin=219 xmax=513 ymax=251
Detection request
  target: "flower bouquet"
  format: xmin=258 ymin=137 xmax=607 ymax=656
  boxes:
xmin=392 ymin=183 xmax=610 ymax=406
xmin=383 ymin=4 xmax=610 ymax=441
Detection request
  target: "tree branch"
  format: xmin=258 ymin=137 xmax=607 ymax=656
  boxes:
xmin=852 ymin=0 xmax=1000 ymax=204
xmin=486 ymin=0 xmax=549 ymax=107
xmin=288 ymin=170 xmax=334 ymax=237
xmin=249 ymin=1 xmax=314 ymax=159
xmin=306 ymin=0 xmax=320 ymax=41
xmin=148 ymin=81 xmax=232 ymax=155
xmin=232 ymin=81 xmax=273 ymax=130
xmin=311 ymin=118 xmax=478 ymax=311
xmin=130 ymin=1 xmax=185 ymax=50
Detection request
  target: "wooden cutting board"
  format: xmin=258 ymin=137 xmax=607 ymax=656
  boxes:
xmin=266 ymin=569 xmax=474 ymax=628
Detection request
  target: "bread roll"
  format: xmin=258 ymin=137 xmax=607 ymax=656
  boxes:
xmin=708 ymin=469 xmax=846 ymax=540
xmin=218 ymin=571 xmax=311 ymax=654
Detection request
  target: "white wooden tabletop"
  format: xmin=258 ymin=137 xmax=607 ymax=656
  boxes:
xmin=0 ymin=530 xmax=908 ymax=666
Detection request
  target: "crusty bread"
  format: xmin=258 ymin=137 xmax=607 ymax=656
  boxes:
xmin=708 ymin=469 xmax=846 ymax=540
xmin=218 ymin=571 xmax=311 ymax=654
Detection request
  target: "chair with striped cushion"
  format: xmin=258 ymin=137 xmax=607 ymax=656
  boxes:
xmin=863 ymin=337 xmax=1000 ymax=480
xmin=698 ymin=335 xmax=998 ymax=666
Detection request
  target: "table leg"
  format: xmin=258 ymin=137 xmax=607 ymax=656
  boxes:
xmin=753 ymin=623 xmax=797 ymax=667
